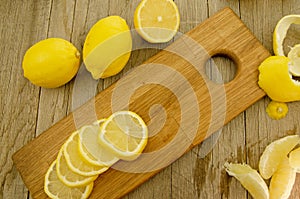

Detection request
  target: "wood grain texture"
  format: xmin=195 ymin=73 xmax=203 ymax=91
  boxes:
xmin=12 ymin=7 xmax=270 ymax=199
xmin=1 ymin=1 xmax=300 ymax=199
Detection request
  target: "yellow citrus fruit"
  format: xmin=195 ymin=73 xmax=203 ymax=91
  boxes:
xmin=266 ymin=101 xmax=288 ymax=120
xmin=224 ymin=162 xmax=269 ymax=199
xmin=269 ymin=156 xmax=296 ymax=199
xmin=289 ymin=147 xmax=300 ymax=172
xmin=258 ymin=56 xmax=300 ymax=102
xmin=78 ymin=122 xmax=119 ymax=167
xmin=63 ymin=131 xmax=109 ymax=176
xmin=273 ymin=14 xmax=300 ymax=56
xmin=288 ymin=44 xmax=300 ymax=77
xmin=22 ymin=38 xmax=80 ymax=88
xmin=56 ymin=147 xmax=98 ymax=187
xmin=98 ymin=111 xmax=148 ymax=161
xmin=134 ymin=0 xmax=180 ymax=43
xmin=83 ymin=16 xmax=132 ymax=79
xmin=259 ymin=135 xmax=299 ymax=179
xmin=44 ymin=161 xmax=93 ymax=199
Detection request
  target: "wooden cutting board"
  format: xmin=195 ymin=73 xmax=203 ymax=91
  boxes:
xmin=13 ymin=7 xmax=270 ymax=199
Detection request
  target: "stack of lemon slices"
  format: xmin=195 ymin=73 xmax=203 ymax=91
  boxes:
xmin=44 ymin=111 xmax=148 ymax=199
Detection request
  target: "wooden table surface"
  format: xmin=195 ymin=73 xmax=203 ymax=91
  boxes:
xmin=1 ymin=0 xmax=300 ymax=198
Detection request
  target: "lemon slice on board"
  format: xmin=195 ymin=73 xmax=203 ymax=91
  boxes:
xmin=44 ymin=161 xmax=93 ymax=199
xmin=134 ymin=0 xmax=180 ymax=43
xmin=56 ymin=148 xmax=98 ymax=187
xmin=98 ymin=111 xmax=148 ymax=161
xmin=63 ymin=131 xmax=109 ymax=176
xmin=273 ymin=14 xmax=300 ymax=56
xmin=269 ymin=156 xmax=297 ymax=199
xmin=78 ymin=122 xmax=119 ymax=167
xmin=259 ymin=135 xmax=299 ymax=179
xmin=224 ymin=162 xmax=269 ymax=199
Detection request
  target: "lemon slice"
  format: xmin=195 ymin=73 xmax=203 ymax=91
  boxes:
xmin=288 ymin=44 xmax=300 ymax=77
xmin=259 ymin=135 xmax=299 ymax=179
xmin=56 ymin=148 xmax=98 ymax=187
xmin=224 ymin=162 xmax=269 ymax=199
xmin=63 ymin=131 xmax=109 ymax=176
xmin=269 ymin=156 xmax=296 ymax=199
xmin=273 ymin=14 xmax=300 ymax=56
xmin=289 ymin=147 xmax=300 ymax=172
xmin=98 ymin=111 xmax=148 ymax=161
xmin=134 ymin=0 xmax=180 ymax=43
xmin=78 ymin=122 xmax=119 ymax=167
xmin=44 ymin=161 xmax=93 ymax=199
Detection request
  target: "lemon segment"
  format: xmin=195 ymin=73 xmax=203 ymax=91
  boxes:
xmin=56 ymin=148 xmax=98 ymax=187
xmin=78 ymin=122 xmax=119 ymax=167
xmin=83 ymin=16 xmax=132 ymax=79
xmin=288 ymin=44 xmax=300 ymax=77
xmin=224 ymin=162 xmax=269 ymax=199
xmin=98 ymin=111 xmax=148 ymax=161
xmin=269 ymin=156 xmax=296 ymax=199
xmin=134 ymin=0 xmax=180 ymax=43
xmin=44 ymin=161 xmax=94 ymax=199
xmin=258 ymin=135 xmax=299 ymax=179
xmin=273 ymin=15 xmax=300 ymax=56
xmin=289 ymin=147 xmax=300 ymax=172
xmin=258 ymin=56 xmax=300 ymax=102
xmin=63 ymin=131 xmax=109 ymax=176
xmin=22 ymin=38 xmax=80 ymax=88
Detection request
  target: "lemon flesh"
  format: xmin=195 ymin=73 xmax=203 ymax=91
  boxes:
xmin=258 ymin=135 xmax=299 ymax=179
xmin=258 ymin=56 xmax=300 ymax=102
xmin=56 ymin=148 xmax=98 ymax=188
xmin=44 ymin=161 xmax=93 ymax=199
xmin=22 ymin=38 xmax=80 ymax=88
xmin=98 ymin=111 xmax=148 ymax=161
xmin=289 ymin=147 xmax=300 ymax=172
xmin=288 ymin=44 xmax=300 ymax=77
xmin=78 ymin=122 xmax=119 ymax=167
xmin=224 ymin=162 xmax=269 ymax=199
xmin=134 ymin=0 xmax=180 ymax=43
xmin=83 ymin=16 xmax=132 ymax=79
xmin=63 ymin=131 xmax=108 ymax=176
xmin=269 ymin=156 xmax=296 ymax=199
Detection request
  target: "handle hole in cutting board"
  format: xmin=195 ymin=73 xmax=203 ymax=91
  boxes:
xmin=204 ymin=54 xmax=237 ymax=84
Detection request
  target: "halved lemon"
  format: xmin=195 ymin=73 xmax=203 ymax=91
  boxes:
xmin=98 ymin=111 xmax=148 ymax=161
xmin=134 ymin=0 xmax=180 ymax=43
xmin=259 ymin=135 xmax=299 ymax=179
xmin=224 ymin=162 xmax=269 ymax=199
xmin=78 ymin=122 xmax=119 ymax=167
xmin=269 ymin=156 xmax=297 ymax=199
xmin=44 ymin=161 xmax=93 ymax=199
xmin=56 ymin=148 xmax=98 ymax=187
xmin=63 ymin=131 xmax=109 ymax=176
xmin=273 ymin=14 xmax=300 ymax=56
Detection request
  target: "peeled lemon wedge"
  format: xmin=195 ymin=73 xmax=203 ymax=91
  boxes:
xmin=224 ymin=162 xmax=269 ymax=199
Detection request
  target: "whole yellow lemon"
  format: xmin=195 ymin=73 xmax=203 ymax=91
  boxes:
xmin=83 ymin=16 xmax=132 ymax=79
xmin=22 ymin=38 xmax=80 ymax=88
